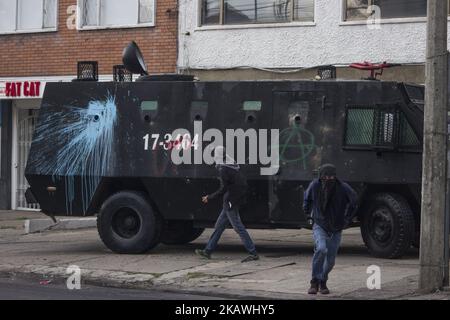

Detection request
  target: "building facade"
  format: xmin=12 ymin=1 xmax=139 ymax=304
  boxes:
xmin=178 ymin=0 xmax=450 ymax=81
xmin=0 ymin=0 xmax=178 ymax=210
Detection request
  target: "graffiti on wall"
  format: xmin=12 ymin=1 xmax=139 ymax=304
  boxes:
xmin=278 ymin=123 xmax=316 ymax=170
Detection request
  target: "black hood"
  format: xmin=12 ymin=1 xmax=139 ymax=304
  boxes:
xmin=319 ymin=164 xmax=337 ymax=178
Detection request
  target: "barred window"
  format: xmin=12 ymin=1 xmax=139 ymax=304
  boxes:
xmin=79 ymin=0 xmax=154 ymax=29
xmin=345 ymin=108 xmax=375 ymax=146
xmin=344 ymin=0 xmax=450 ymax=21
xmin=399 ymin=115 xmax=420 ymax=147
xmin=344 ymin=106 xmax=420 ymax=150
xmin=0 ymin=0 xmax=57 ymax=33
xmin=201 ymin=0 xmax=314 ymax=26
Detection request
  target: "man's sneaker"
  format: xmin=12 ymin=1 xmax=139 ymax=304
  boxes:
xmin=241 ymin=254 xmax=259 ymax=263
xmin=308 ymin=280 xmax=319 ymax=295
xmin=195 ymin=249 xmax=211 ymax=259
xmin=319 ymin=281 xmax=330 ymax=295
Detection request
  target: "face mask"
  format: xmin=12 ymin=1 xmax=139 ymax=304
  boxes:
xmin=323 ymin=179 xmax=336 ymax=188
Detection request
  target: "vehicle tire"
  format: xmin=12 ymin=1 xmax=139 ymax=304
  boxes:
xmin=97 ymin=191 xmax=163 ymax=254
xmin=161 ymin=221 xmax=205 ymax=245
xmin=361 ymin=193 xmax=415 ymax=259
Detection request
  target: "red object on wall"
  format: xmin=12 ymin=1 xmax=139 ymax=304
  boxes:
xmin=350 ymin=61 xmax=400 ymax=80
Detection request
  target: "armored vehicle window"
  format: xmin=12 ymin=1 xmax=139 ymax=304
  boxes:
xmin=191 ymin=101 xmax=208 ymax=109
xmin=141 ymin=101 xmax=158 ymax=122
xmin=141 ymin=101 xmax=158 ymax=111
xmin=375 ymin=110 xmax=395 ymax=147
xmin=345 ymin=108 xmax=375 ymax=146
xmin=243 ymin=101 xmax=262 ymax=111
xmin=345 ymin=106 xmax=420 ymax=151
xmin=399 ymin=114 xmax=420 ymax=147
xmin=404 ymin=85 xmax=424 ymax=103
xmin=404 ymin=84 xmax=424 ymax=111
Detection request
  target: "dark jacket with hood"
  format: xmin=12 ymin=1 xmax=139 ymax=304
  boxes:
xmin=208 ymin=163 xmax=248 ymax=210
xmin=303 ymin=178 xmax=357 ymax=233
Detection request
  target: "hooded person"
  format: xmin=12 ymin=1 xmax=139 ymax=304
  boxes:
xmin=195 ymin=146 xmax=259 ymax=263
xmin=303 ymin=163 xmax=357 ymax=295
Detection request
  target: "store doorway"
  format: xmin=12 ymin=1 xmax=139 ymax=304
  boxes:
xmin=12 ymin=101 xmax=40 ymax=210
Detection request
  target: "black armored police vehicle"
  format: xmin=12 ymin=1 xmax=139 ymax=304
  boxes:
xmin=25 ymin=42 xmax=424 ymax=259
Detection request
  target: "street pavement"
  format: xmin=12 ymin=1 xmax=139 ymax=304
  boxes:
xmin=0 ymin=210 xmax=449 ymax=300
xmin=0 ymin=276 xmax=226 ymax=300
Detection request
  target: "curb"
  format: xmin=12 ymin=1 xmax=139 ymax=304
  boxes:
xmin=0 ymin=264 xmax=277 ymax=300
xmin=0 ymin=264 xmax=431 ymax=300
xmin=24 ymin=217 xmax=96 ymax=234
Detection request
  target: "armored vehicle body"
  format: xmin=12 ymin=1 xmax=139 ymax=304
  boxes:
xmin=25 ymin=77 xmax=424 ymax=258
xmin=25 ymin=45 xmax=425 ymax=258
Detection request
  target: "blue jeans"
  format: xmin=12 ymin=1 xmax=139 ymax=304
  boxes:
xmin=311 ymin=224 xmax=342 ymax=282
xmin=205 ymin=207 xmax=257 ymax=255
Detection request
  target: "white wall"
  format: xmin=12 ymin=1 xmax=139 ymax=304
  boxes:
xmin=178 ymin=0 xmax=449 ymax=70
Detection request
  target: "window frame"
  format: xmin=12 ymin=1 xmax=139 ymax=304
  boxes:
xmin=77 ymin=0 xmax=156 ymax=31
xmin=343 ymin=104 xmax=421 ymax=153
xmin=197 ymin=0 xmax=316 ymax=28
xmin=341 ymin=0 xmax=450 ymax=25
xmin=0 ymin=0 xmax=58 ymax=35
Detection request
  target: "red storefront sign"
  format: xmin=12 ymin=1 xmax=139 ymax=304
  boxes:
xmin=0 ymin=81 xmax=44 ymax=99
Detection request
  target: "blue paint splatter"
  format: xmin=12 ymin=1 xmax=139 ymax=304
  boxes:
xmin=29 ymin=94 xmax=117 ymax=215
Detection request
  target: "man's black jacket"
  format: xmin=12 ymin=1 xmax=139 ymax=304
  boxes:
xmin=208 ymin=164 xmax=248 ymax=210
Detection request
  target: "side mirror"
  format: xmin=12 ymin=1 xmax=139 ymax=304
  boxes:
xmin=122 ymin=41 xmax=148 ymax=75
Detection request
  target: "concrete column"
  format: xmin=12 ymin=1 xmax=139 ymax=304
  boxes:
xmin=419 ymin=0 xmax=449 ymax=292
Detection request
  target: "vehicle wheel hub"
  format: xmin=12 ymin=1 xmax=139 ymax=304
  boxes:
xmin=369 ymin=208 xmax=393 ymax=244
xmin=112 ymin=208 xmax=141 ymax=239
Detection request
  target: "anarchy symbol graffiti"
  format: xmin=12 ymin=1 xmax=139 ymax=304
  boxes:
xmin=277 ymin=123 xmax=316 ymax=170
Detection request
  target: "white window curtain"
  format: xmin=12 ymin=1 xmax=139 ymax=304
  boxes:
xmin=0 ymin=0 xmax=17 ymax=32
xmin=83 ymin=0 xmax=99 ymax=26
xmin=139 ymin=0 xmax=153 ymax=23
xmin=18 ymin=0 xmax=44 ymax=30
xmin=0 ymin=0 xmax=57 ymax=32
xmin=81 ymin=0 xmax=154 ymax=28
xmin=43 ymin=0 xmax=57 ymax=28
xmin=100 ymin=0 xmax=138 ymax=26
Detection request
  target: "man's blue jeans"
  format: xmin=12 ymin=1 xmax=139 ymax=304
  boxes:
xmin=205 ymin=207 xmax=257 ymax=255
xmin=311 ymin=224 xmax=342 ymax=282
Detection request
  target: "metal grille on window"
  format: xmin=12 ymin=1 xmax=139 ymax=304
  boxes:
xmin=374 ymin=109 xmax=396 ymax=147
xmin=113 ymin=65 xmax=133 ymax=82
xmin=345 ymin=108 xmax=375 ymax=145
xmin=317 ymin=66 xmax=336 ymax=80
xmin=77 ymin=61 xmax=98 ymax=81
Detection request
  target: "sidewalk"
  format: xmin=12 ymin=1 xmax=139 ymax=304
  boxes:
xmin=0 ymin=210 xmax=448 ymax=300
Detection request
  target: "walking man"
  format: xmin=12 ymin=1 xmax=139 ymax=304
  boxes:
xmin=195 ymin=146 xmax=259 ymax=263
xmin=303 ymin=164 xmax=357 ymax=294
